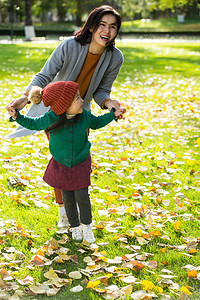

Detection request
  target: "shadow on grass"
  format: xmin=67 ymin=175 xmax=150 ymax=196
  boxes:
xmin=0 ymin=44 xmax=55 ymax=78
xmin=118 ymin=45 xmax=200 ymax=79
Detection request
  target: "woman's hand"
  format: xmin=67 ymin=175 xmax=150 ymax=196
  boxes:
xmin=105 ymin=99 xmax=126 ymax=119
xmin=6 ymin=95 xmax=28 ymax=114
xmin=105 ymin=99 xmax=121 ymax=111
xmin=114 ymin=107 xmax=126 ymax=119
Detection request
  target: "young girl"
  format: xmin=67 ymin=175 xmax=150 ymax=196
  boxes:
xmin=8 ymin=81 xmax=125 ymax=244
xmin=6 ymin=5 xmax=124 ymax=229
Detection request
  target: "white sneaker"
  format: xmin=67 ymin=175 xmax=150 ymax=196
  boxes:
xmin=57 ymin=215 xmax=69 ymax=229
xmin=70 ymin=226 xmax=83 ymax=241
xmin=82 ymin=223 xmax=95 ymax=244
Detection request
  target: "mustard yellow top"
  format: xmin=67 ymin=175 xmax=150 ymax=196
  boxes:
xmin=76 ymin=51 xmax=101 ymax=99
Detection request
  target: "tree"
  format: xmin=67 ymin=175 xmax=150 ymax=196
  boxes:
xmin=24 ymin=0 xmax=35 ymax=40
xmin=56 ymin=0 xmax=67 ymax=22
xmin=112 ymin=0 xmax=158 ymax=20
xmin=158 ymin=0 xmax=199 ymax=14
xmin=25 ymin=0 xmax=32 ymax=25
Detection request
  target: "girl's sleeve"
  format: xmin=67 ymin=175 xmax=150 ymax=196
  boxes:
xmin=14 ymin=111 xmax=57 ymax=131
xmin=88 ymin=109 xmax=116 ymax=130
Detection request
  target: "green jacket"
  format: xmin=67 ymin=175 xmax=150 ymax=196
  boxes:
xmin=14 ymin=109 xmax=116 ymax=167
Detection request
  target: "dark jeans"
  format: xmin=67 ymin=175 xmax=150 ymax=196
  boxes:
xmin=61 ymin=187 xmax=92 ymax=228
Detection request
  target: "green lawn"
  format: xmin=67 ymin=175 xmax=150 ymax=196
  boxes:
xmin=0 ymin=41 xmax=200 ymax=299
xmin=121 ymin=16 xmax=200 ymax=32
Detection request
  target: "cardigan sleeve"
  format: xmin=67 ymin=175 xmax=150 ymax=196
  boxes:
xmin=14 ymin=111 xmax=59 ymax=131
xmin=26 ymin=39 xmax=70 ymax=90
xmin=86 ymin=109 xmax=116 ymax=130
xmin=93 ymin=48 xmax=123 ymax=107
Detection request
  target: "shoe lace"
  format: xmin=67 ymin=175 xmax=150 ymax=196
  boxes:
xmin=84 ymin=225 xmax=93 ymax=237
xmin=72 ymin=227 xmax=81 ymax=236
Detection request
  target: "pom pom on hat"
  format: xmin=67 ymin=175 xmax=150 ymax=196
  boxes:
xmin=29 ymin=86 xmax=43 ymax=105
xmin=42 ymin=81 xmax=79 ymax=115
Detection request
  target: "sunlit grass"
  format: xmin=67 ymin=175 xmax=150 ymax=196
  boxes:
xmin=0 ymin=41 xmax=200 ymax=299
xmin=121 ymin=17 xmax=200 ymax=32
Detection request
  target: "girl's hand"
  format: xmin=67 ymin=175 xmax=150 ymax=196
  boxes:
xmin=9 ymin=107 xmax=18 ymax=120
xmin=114 ymin=107 xmax=126 ymax=119
xmin=105 ymin=99 xmax=125 ymax=119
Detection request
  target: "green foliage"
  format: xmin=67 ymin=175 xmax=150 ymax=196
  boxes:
xmin=158 ymin=0 xmax=198 ymax=11
xmin=1 ymin=0 xmax=200 ymax=26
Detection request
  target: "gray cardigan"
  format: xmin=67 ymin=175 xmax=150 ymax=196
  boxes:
xmin=7 ymin=37 xmax=123 ymax=138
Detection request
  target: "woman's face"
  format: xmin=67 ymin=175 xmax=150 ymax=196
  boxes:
xmin=66 ymin=90 xmax=84 ymax=115
xmin=90 ymin=14 xmax=118 ymax=54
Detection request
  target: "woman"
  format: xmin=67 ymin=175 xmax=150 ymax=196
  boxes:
xmin=6 ymin=5 xmax=125 ymax=229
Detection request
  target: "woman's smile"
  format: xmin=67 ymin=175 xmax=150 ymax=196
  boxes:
xmin=89 ymin=14 xmax=117 ymax=54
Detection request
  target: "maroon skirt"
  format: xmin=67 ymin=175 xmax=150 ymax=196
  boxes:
xmin=43 ymin=155 xmax=92 ymax=190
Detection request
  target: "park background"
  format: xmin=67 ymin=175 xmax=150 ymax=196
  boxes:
xmin=1 ymin=0 xmax=200 ymax=40
xmin=0 ymin=0 xmax=200 ymax=300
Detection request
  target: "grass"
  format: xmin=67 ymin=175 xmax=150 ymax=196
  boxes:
xmin=0 ymin=41 xmax=200 ymax=299
xmin=121 ymin=16 xmax=200 ymax=32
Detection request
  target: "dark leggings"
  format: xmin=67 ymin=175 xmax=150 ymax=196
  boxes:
xmin=61 ymin=187 xmax=92 ymax=228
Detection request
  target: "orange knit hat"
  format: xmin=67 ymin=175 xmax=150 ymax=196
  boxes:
xmin=42 ymin=81 xmax=79 ymax=115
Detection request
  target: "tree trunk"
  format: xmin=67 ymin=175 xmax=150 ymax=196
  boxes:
xmin=25 ymin=0 xmax=32 ymax=26
xmin=24 ymin=0 xmax=35 ymax=40
xmin=76 ymin=0 xmax=84 ymax=27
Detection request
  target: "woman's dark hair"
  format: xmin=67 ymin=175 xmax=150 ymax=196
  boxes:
xmin=74 ymin=5 xmax=121 ymax=51
xmin=45 ymin=113 xmax=81 ymax=134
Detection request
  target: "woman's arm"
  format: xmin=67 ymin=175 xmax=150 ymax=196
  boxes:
xmin=93 ymin=49 xmax=123 ymax=110
xmin=6 ymin=39 xmax=69 ymax=113
xmin=6 ymin=94 xmax=30 ymax=113
xmin=26 ymin=41 xmax=67 ymax=89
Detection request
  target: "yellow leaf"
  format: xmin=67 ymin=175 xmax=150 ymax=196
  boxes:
xmin=86 ymin=280 xmax=101 ymax=289
xmin=187 ymin=270 xmax=197 ymax=278
xmin=106 ymin=195 xmax=117 ymax=202
xmin=180 ymin=286 xmax=192 ymax=295
xmin=186 ymin=159 xmax=195 ymax=166
xmin=196 ymin=137 xmax=200 ymax=147
xmin=140 ymin=279 xmax=155 ymax=291
xmin=173 ymin=221 xmax=181 ymax=231
xmin=133 ymin=228 xmax=143 ymax=236
xmin=126 ymin=207 xmax=134 ymax=213
xmin=94 ymin=224 xmax=105 ymax=230
xmin=155 ymin=286 xmax=163 ymax=294
xmin=44 ymin=268 xmax=59 ymax=280
xmin=188 ymin=249 xmax=197 ymax=254
xmin=149 ymin=230 xmax=161 ymax=237
xmin=159 ymin=248 xmax=166 ymax=253
xmin=36 ymin=249 xmax=45 ymax=257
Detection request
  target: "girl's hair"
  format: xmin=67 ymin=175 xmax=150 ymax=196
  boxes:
xmin=45 ymin=113 xmax=81 ymax=134
xmin=74 ymin=5 xmax=121 ymax=51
